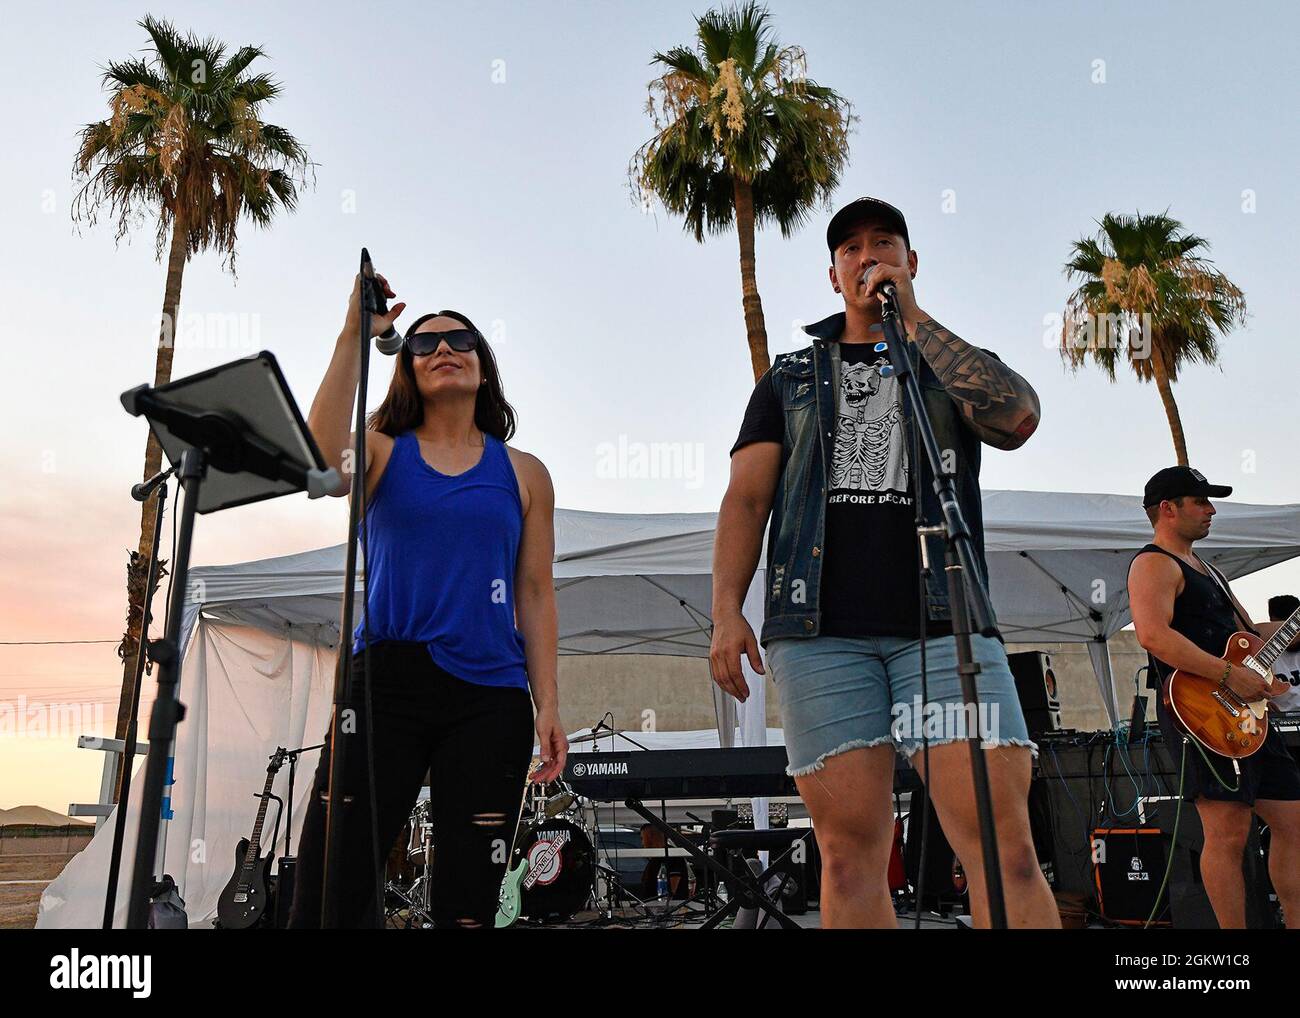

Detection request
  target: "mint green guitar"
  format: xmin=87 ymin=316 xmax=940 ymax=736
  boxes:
xmin=495 ymin=763 xmax=540 ymax=929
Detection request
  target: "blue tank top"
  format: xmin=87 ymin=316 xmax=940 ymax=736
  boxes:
xmin=351 ymin=430 xmax=529 ymax=690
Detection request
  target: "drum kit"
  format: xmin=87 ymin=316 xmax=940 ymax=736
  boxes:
xmin=383 ymin=774 xmax=599 ymax=929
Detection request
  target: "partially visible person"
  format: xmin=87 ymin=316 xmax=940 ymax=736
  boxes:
xmin=1268 ymin=594 xmax=1300 ymax=713
xmin=287 ymin=273 xmax=566 ymax=929
xmin=1129 ymin=466 xmax=1300 ymax=929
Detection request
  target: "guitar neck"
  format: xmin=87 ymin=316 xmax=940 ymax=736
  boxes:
xmin=1256 ymin=606 xmax=1300 ymax=671
xmin=243 ymin=771 xmax=277 ymax=864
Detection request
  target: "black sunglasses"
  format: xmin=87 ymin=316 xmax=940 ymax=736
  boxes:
xmin=405 ymin=328 xmax=480 ymax=356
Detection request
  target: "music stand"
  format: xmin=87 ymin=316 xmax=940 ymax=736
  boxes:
xmin=118 ymin=351 xmax=338 ymax=929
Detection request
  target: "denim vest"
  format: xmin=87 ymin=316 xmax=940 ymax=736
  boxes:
xmin=760 ymin=312 xmax=996 ymax=644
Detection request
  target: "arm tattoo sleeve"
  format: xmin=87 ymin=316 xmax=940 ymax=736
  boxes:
xmin=911 ymin=318 xmax=1041 ymax=450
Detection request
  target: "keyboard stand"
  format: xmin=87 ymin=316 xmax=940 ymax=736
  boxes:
xmin=624 ymin=797 xmax=802 ymax=931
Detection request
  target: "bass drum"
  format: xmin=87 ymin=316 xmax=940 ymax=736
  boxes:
xmin=519 ymin=818 xmax=594 ymax=922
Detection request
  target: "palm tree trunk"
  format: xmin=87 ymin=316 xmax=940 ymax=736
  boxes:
xmin=732 ymin=178 xmax=770 ymax=381
xmin=112 ymin=211 xmax=187 ymax=800
xmin=1150 ymin=349 xmax=1189 ymax=466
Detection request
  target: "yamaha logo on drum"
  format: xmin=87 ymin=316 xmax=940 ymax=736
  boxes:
xmin=569 ymin=760 xmax=628 ymax=777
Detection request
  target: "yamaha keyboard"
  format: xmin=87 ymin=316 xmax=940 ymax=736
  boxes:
xmin=563 ymin=747 xmax=797 ymax=801
xmin=564 ymin=747 xmax=807 ymax=930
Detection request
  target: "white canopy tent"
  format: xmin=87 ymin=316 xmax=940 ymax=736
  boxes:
xmin=39 ymin=491 xmax=1300 ymax=927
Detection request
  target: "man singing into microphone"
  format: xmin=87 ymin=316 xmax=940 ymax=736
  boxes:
xmin=710 ymin=197 xmax=1058 ymax=927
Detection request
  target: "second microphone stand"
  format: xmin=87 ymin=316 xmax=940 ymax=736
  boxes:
xmin=320 ymin=254 xmax=387 ymax=926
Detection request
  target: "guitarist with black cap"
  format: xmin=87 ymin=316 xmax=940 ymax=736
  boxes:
xmin=1128 ymin=465 xmax=1300 ymax=928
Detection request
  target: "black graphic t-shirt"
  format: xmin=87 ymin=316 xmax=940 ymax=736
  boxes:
xmin=732 ymin=342 xmax=950 ymax=639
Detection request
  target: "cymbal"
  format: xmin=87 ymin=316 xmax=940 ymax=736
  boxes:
xmin=567 ymin=728 xmax=630 ymax=746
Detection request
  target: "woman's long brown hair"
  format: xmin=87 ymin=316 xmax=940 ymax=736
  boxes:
xmin=366 ymin=310 xmax=517 ymax=441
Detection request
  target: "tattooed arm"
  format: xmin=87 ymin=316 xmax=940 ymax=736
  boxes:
xmin=910 ymin=317 xmax=1041 ymax=451
xmin=852 ymin=261 xmax=1042 ymax=450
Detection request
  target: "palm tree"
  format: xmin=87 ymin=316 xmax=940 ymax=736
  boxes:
xmin=73 ymin=16 xmax=312 ymax=776
xmin=1062 ymin=212 xmax=1247 ymax=465
xmin=631 ymin=2 xmax=853 ymax=381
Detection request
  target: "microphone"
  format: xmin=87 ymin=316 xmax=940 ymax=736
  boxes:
xmin=132 ymin=464 xmax=176 ymax=502
xmin=374 ymin=325 xmax=404 ymax=356
xmin=860 ymin=265 xmax=898 ymax=302
xmin=359 ymin=248 xmax=404 ymax=355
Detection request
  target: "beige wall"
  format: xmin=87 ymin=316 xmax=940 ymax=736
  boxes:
xmin=556 ymin=629 xmax=1151 ymax=738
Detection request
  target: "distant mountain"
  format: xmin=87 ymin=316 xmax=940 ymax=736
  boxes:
xmin=0 ymin=805 xmax=93 ymax=828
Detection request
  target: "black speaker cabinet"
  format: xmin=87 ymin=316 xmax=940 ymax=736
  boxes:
xmin=903 ymin=791 xmax=967 ymax=909
xmin=1090 ymin=828 xmax=1170 ymax=925
xmin=1154 ymin=806 xmax=1278 ymax=929
xmin=273 ymin=856 xmax=296 ymax=930
xmin=1008 ymin=650 xmax=1061 ymax=736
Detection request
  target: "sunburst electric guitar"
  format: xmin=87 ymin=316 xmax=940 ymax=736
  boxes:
xmin=1163 ymin=605 xmax=1300 ymax=759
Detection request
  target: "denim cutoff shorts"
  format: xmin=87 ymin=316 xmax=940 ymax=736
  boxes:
xmin=766 ymin=634 xmax=1037 ymax=776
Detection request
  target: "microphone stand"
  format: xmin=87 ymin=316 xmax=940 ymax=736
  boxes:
xmin=282 ymin=742 xmax=323 ymax=860
xmin=320 ymin=250 xmax=386 ymax=926
xmin=101 ymin=468 xmax=174 ymax=927
xmin=124 ymin=446 xmax=207 ymax=928
xmin=877 ymin=284 xmax=1008 ymax=928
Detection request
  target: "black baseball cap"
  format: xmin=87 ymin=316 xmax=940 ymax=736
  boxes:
xmin=1142 ymin=466 xmax=1233 ymax=508
xmin=827 ymin=197 xmax=910 ymax=255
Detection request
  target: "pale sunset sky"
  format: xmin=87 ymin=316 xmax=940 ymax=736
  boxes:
xmin=2 ymin=1 xmax=1297 ymax=811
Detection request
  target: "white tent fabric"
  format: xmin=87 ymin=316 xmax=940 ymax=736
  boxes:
xmin=38 ymin=622 xmax=335 ymax=929
xmin=38 ymin=492 xmax=1299 ymax=927
xmin=175 ymin=494 xmax=1299 ymax=717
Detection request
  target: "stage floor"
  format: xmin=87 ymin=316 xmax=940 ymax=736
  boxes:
xmin=390 ymin=905 xmax=966 ymax=930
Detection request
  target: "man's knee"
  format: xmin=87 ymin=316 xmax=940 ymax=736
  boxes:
xmin=818 ymin=820 xmax=891 ymax=862
xmin=815 ymin=817 xmax=894 ymax=892
xmin=1198 ymin=801 xmax=1252 ymax=854
xmin=818 ymin=840 xmax=882 ymax=895
xmin=992 ymin=833 xmax=1044 ymax=887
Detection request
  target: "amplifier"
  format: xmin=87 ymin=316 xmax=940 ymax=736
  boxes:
xmin=1090 ymin=828 xmax=1169 ymax=926
xmin=273 ymin=856 xmax=296 ymax=930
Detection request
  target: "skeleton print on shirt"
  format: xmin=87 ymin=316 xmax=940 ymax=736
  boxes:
xmin=829 ymin=354 xmax=908 ymax=492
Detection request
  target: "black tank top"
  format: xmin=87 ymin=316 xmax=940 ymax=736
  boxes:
xmin=1132 ymin=543 xmax=1239 ymax=690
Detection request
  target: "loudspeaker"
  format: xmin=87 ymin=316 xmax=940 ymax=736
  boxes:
xmin=905 ymin=781 xmax=1058 ymax=908
xmin=903 ymin=791 xmax=967 ymax=909
xmin=1090 ymin=828 xmax=1170 ymax=925
xmin=1008 ymin=651 xmax=1061 ymax=736
xmin=1156 ymin=806 xmax=1279 ymax=929
xmin=273 ymin=856 xmax=296 ymax=930
xmin=1026 ymin=778 xmax=1059 ymax=889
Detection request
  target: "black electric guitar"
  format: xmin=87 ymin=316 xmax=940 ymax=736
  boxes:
xmin=217 ymin=748 xmax=286 ymax=929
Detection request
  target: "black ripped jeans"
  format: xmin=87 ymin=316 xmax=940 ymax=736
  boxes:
xmin=288 ymin=641 xmax=533 ymax=929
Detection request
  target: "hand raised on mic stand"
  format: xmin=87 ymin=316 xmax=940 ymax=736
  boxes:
xmin=862 ymin=264 xmax=1009 ymax=930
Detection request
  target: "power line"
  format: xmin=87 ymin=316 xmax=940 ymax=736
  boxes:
xmin=0 ymin=640 xmax=119 ymax=646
